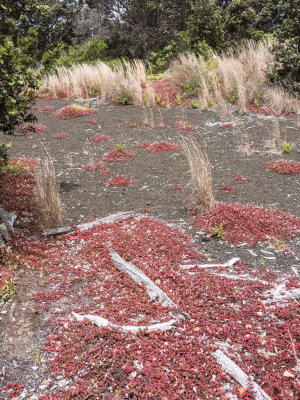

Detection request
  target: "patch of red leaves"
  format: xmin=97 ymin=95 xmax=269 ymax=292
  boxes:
xmin=20 ymin=123 xmax=47 ymax=135
xmin=87 ymin=118 xmax=97 ymax=125
xmin=193 ymin=203 xmax=300 ymax=245
xmin=102 ymin=150 xmax=135 ymax=162
xmin=149 ymin=78 xmax=179 ymax=107
xmin=52 ymin=133 xmax=70 ymax=139
xmin=175 ymin=121 xmax=196 ymax=132
xmin=91 ymin=134 xmax=110 ymax=142
xmin=147 ymin=142 xmax=181 ymax=153
xmin=233 ymin=175 xmax=246 ymax=181
xmin=264 ymin=159 xmax=300 ymax=174
xmin=0 ymin=173 xmax=34 ymax=216
xmin=54 ymin=106 xmax=95 ymax=120
xmin=134 ymin=142 xmax=150 ymax=149
xmin=171 ymin=184 xmax=184 ymax=190
xmin=0 ymin=381 xmax=25 ymax=398
xmin=6 ymin=157 xmax=39 ymax=172
xmin=16 ymin=216 xmax=298 ymax=399
xmin=219 ymin=185 xmax=236 ymax=193
xmin=105 ymin=176 xmax=133 ymax=187
xmin=220 ymin=123 xmax=234 ymax=129
xmin=100 ymin=169 xmax=111 ymax=176
xmin=81 ymin=163 xmax=105 ymax=172
xmin=31 ymin=106 xmax=54 ymax=111
xmin=246 ymin=104 xmax=275 ymax=115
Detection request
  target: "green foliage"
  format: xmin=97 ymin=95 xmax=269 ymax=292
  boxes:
xmin=42 ymin=39 xmax=108 ymax=70
xmin=0 ymin=39 xmax=39 ymax=135
xmin=281 ymin=142 xmax=295 ymax=153
xmin=115 ymin=143 xmax=128 ymax=151
xmin=182 ymin=78 xmax=202 ymax=97
xmin=0 ymin=142 xmax=11 ymax=167
xmin=190 ymin=102 xmax=200 ymax=109
xmin=211 ymin=225 xmax=225 ymax=238
xmin=149 ymin=41 xmax=179 ymax=73
xmin=118 ymin=92 xmax=133 ymax=105
xmin=0 ymin=277 xmax=16 ymax=302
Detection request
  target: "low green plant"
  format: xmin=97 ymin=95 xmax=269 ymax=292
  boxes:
xmin=0 ymin=277 xmax=16 ymax=301
xmin=190 ymin=102 xmax=200 ymax=109
xmin=115 ymin=143 xmax=127 ymax=151
xmin=182 ymin=78 xmax=202 ymax=97
xmin=118 ymin=92 xmax=133 ymax=105
xmin=2 ymin=160 xmax=30 ymax=176
xmin=147 ymin=73 xmax=166 ymax=81
xmin=0 ymin=142 xmax=11 ymax=167
xmin=281 ymin=142 xmax=295 ymax=153
xmin=175 ymin=93 xmax=183 ymax=105
xmin=211 ymin=225 xmax=225 ymax=239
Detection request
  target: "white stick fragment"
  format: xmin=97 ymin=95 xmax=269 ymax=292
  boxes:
xmin=264 ymin=280 xmax=300 ymax=302
xmin=212 ymin=350 xmax=272 ymax=400
xmin=110 ymin=250 xmax=177 ymax=308
xmin=42 ymin=211 xmax=135 ymax=236
xmin=72 ymin=312 xmax=177 ymax=333
xmin=179 ymin=257 xmax=240 ymax=270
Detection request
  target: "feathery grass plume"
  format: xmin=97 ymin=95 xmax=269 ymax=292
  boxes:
xmin=180 ymin=136 xmax=214 ymax=214
xmin=34 ymin=156 xmax=63 ymax=230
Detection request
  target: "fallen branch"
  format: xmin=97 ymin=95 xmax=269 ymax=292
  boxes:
xmin=110 ymin=250 xmax=178 ymax=309
xmin=179 ymin=257 xmax=240 ymax=270
xmin=212 ymin=349 xmax=272 ymax=400
xmin=72 ymin=312 xmax=177 ymax=333
xmin=42 ymin=211 xmax=135 ymax=236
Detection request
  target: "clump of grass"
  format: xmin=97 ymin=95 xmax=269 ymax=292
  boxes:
xmin=34 ymin=156 xmax=63 ymax=230
xmin=180 ymin=136 xmax=214 ymax=214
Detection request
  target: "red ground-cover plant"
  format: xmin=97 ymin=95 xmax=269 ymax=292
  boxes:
xmin=175 ymin=121 xmax=196 ymax=132
xmin=5 ymin=157 xmax=39 ymax=172
xmin=0 ymin=381 xmax=25 ymax=398
xmin=54 ymin=106 xmax=95 ymax=120
xmin=171 ymin=184 xmax=184 ymax=190
xmin=0 ymin=173 xmax=34 ymax=216
xmin=147 ymin=142 xmax=181 ymax=153
xmin=105 ymin=176 xmax=133 ymax=187
xmin=20 ymin=123 xmax=47 ymax=135
xmin=233 ymin=175 xmax=246 ymax=181
xmin=193 ymin=203 xmax=300 ymax=245
xmin=134 ymin=142 xmax=150 ymax=149
xmin=102 ymin=149 xmax=135 ymax=162
xmin=81 ymin=163 xmax=105 ymax=172
xmin=100 ymin=169 xmax=111 ymax=176
xmin=246 ymin=104 xmax=275 ymax=115
xmin=264 ymin=160 xmax=300 ymax=174
xmin=91 ymin=134 xmax=111 ymax=142
xmin=152 ymin=124 xmax=165 ymax=129
xmin=219 ymin=185 xmax=236 ymax=193
xmin=31 ymin=106 xmax=54 ymax=112
xmin=12 ymin=216 xmax=298 ymax=399
xmin=87 ymin=118 xmax=97 ymax=125
xmin=220 ymin=123 xmax=234 ymax=129
xmin=149 ymin=78 xmax=179 ymax=107
xmin=52 ymin=133 xmax=70 ymax=139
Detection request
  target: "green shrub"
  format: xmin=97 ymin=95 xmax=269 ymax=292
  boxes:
xmin=182 ymin=78 xmax=202 ymax=97
xmin=0 ymin=142 xmax=11 ymax=167
xmin=118 ymin=92 xmax=133 ymax=105
xmin=149 ymin=41 xmax=179 ymax=73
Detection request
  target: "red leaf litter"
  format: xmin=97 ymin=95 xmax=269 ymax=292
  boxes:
xmin=0 ymin=382 xmax=25 ymax=398
xmin=147 ymin=141 xmax=181 ymax=153
xmin=20 ymin=123 xmax=47 ymax=135
xmin=264 ymin=159 xmax=300 ymax=174
xmin=54 ymin=106 xmax=95 ymax=119
xmin=91 ymin=134 xmax=111 ymax=142
xmin=5 ymin=214 xmax=298 ymax=400
xmin=193 ymin=203 xmax=300 ymax=245
xmin=81 ymin=163 xmax=105 ymax=172
xmin=102 ymin=149 xmax=135 ymax=162
xmin=149 ymin=78 xmax=179 ymax=107
xmin=105 ymin=176 xmax=133 ymax=187
xmin=220 ymin=123 xmax=234 ymax=129
xmin=87 ymin=118 xmax=97 ymax=125
xmin=233 ymin=175 xmax=246 ymax=181
xmin=100 ymin=169 xmax=111 ymax=176
xmin=134 ymin=142 xmax=150 ymax=149
xmin=31 ymin=106 xmax=54 ymax=111
xmin=219 ymin=185 xmax=236 ymax=193
xmin=171 ymin=184 xmax=184 ymax=190
xmin=52 ymin=133 xmax=70 ymax=139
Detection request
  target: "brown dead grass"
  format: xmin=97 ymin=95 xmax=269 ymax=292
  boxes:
xmin=180 ymin=136 xmax=214 ymax=214
xmin=34 ymin=156 xmax=63 ymax=230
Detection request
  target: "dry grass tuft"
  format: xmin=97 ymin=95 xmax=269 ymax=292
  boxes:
xmin=180 ymin=136 xmax=214 ymax=214
xmin=34 ymin=156 xmax=63 ymax=230
xmin=238 ymin=134 xmax=252 ymax=156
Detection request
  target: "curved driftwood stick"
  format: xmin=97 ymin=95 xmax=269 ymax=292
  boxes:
xmin=42 ymin=211 xmax=135 ymax=236
xmin=72 ymin=312 xmax=177 ymax=333
xmin=212 ymin=350 xmax=272 ymax=400
xmin=110 ymin=250 xmax=177 ymax=309
xmin=179 ymin=257 xmax=240 ymax=270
